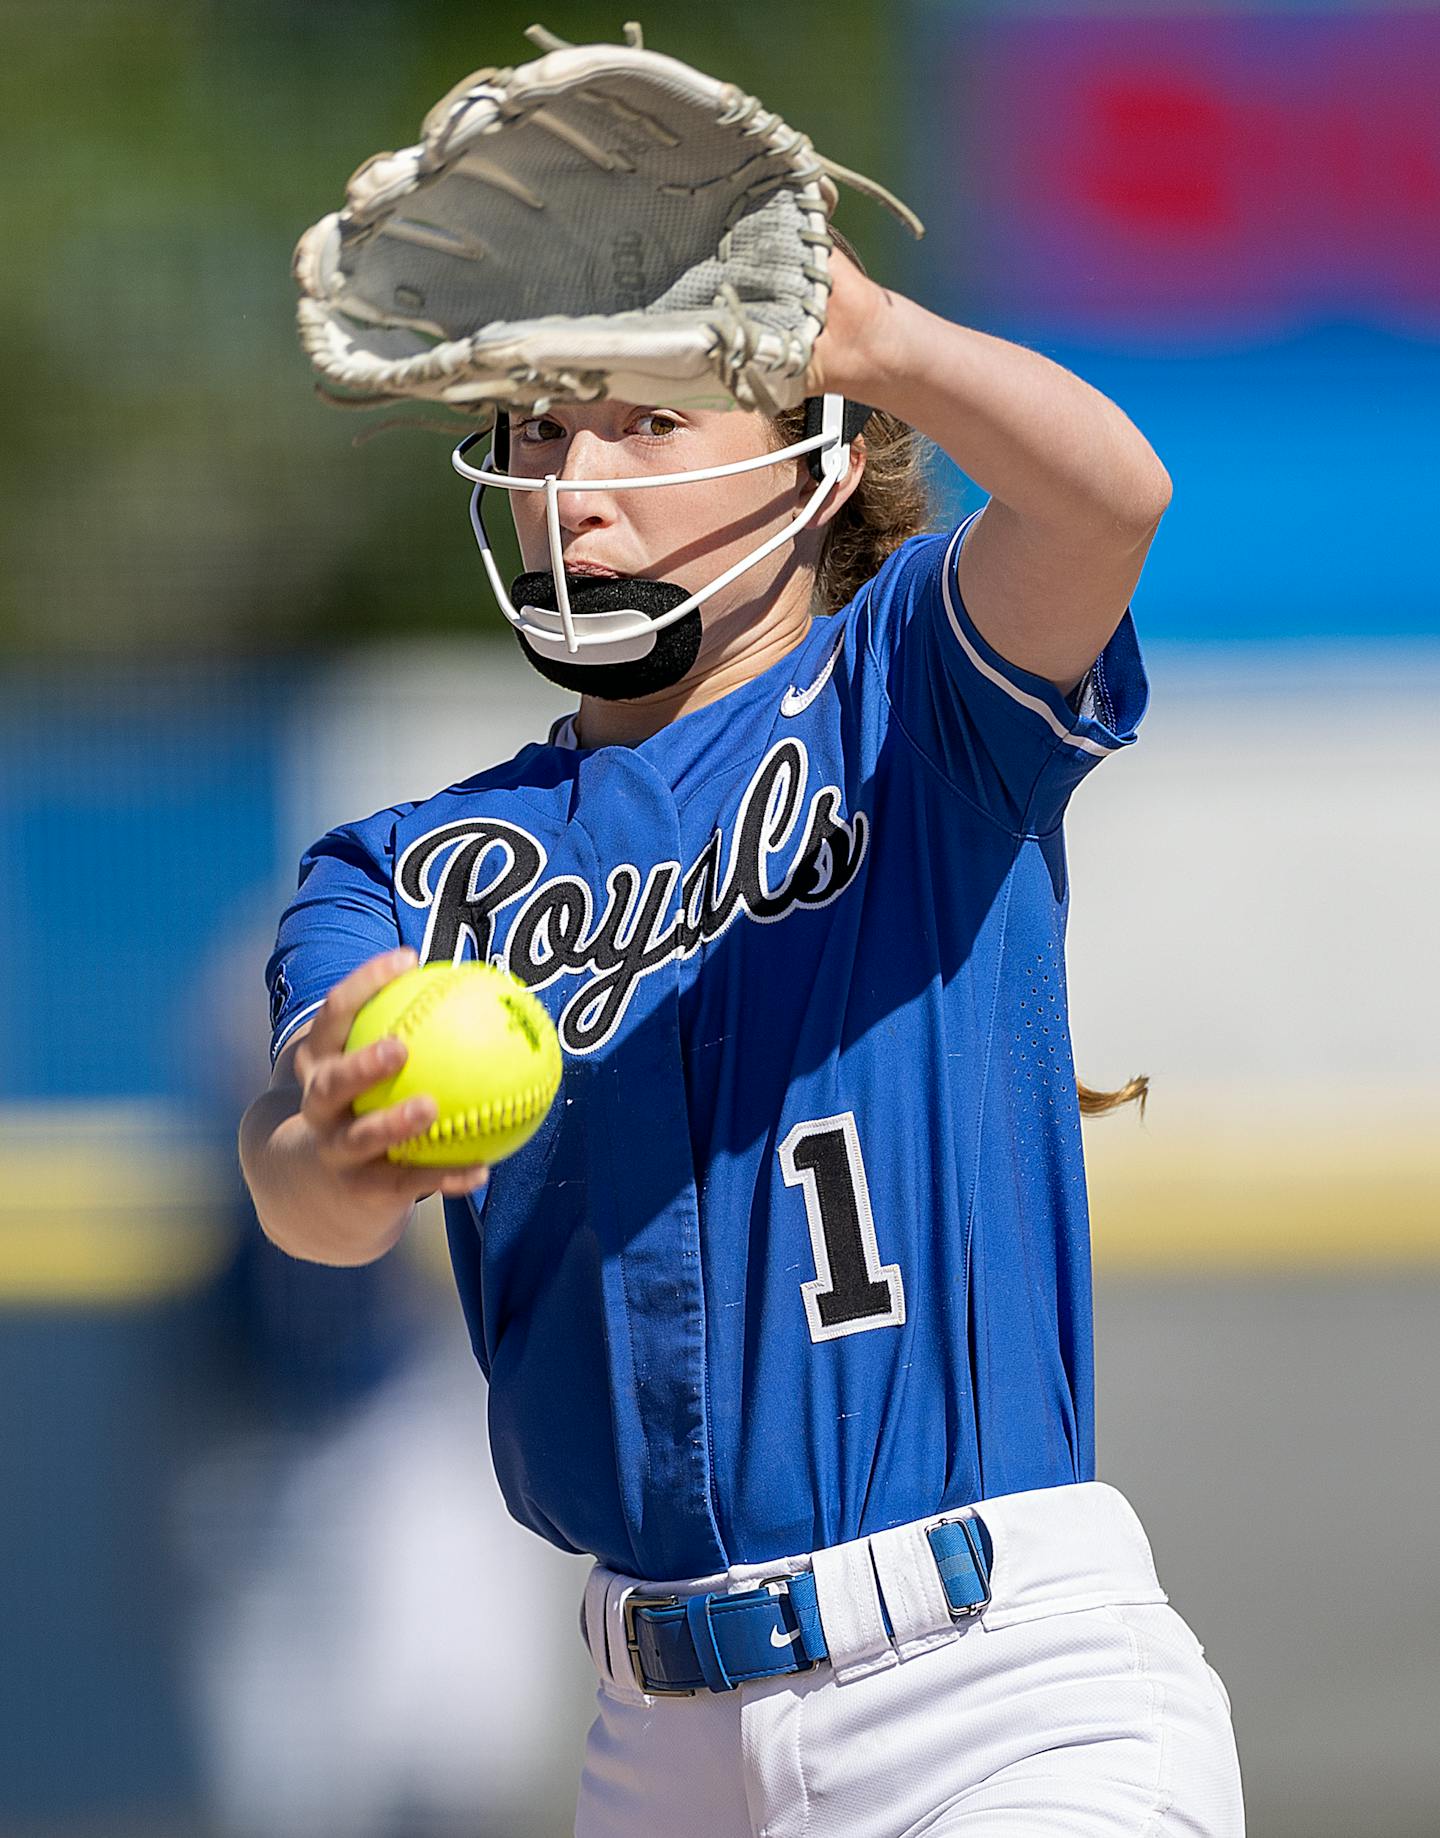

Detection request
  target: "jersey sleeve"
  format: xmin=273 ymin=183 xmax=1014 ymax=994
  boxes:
xmin=863 ymin=515 xmax=1149 ymax=835
xmin=266 ymin=818 xmax=402 ymax=1063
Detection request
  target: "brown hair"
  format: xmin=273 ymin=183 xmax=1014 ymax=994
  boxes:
xmin=1078 ymin=1074 xmax=1148 ymax=1118
xmin=771 ymin=400 xmax=932 ymax=615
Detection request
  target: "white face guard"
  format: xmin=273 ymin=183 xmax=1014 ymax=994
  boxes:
xmin=450 ymin=393 xmax=856 ymax=668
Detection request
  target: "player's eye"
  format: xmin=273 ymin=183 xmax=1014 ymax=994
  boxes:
xmin=630 ymin=411 xmax=681 ymax=440
xmin=516 ymin=415 xmax=567 ymax=444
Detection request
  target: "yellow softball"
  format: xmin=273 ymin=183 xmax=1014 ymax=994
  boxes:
xmin=346 ymin=962 xmax=562 ymax=1166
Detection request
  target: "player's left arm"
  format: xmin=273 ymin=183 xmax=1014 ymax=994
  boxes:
xmin=810 ymin=254 xmax=1171 ymax=697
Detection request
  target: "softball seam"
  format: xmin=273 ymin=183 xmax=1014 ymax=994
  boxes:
xmin=396 ymin=1072 xmax=561 ymax=1156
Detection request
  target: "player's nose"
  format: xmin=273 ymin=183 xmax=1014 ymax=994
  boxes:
xmin=555 ymin=491 xmax=618 ymax=535
xmin=554 ymin=431 xmax=621 ymax=531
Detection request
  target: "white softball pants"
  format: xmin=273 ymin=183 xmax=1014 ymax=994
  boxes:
xmin=576 ymin=1482 xmax=1243 ymax=1837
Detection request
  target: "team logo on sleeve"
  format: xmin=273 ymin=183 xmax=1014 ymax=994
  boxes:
xmin=395 ymin=740 xmax=868 ymax=1054
xmin=269 ymin=965 xmax=292 ymax=1031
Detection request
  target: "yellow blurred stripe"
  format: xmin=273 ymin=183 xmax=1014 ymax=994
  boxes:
xmin=0 ymin=1103 xmax=231 ymax=1306
xmin=0 ymin=1211 xmax=231 ymax=1303
xmin=1086 ymin=1098 xmax=1440 ymax=1271
xmin=2 ymin=1100 xmax=1437 ymax=1300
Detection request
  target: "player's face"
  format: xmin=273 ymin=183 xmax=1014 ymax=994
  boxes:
xmin=506 ymin=400 xmax=817 ymax=632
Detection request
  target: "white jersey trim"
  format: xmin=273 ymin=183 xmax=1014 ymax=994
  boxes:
xmin=271 ymin=997 xmax=326 ymax=1062
xmin=939 ymin=520 xmax=1116 ymax=760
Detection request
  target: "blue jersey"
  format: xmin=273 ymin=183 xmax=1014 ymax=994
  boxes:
xmin=268 ymin=517 xmax=1147 ymax=1581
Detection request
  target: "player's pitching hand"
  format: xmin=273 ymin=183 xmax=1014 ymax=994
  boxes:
xmin=292 ymin=949 xmax=491 ymax=1203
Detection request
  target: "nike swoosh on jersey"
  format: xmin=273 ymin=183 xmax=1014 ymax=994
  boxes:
xmin=780 ymin=630 xmax=845 ymax=716
xmin=769 ymin=1624 xmax=802 ymax=1648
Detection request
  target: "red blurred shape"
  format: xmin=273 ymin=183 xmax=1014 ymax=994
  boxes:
xmin=1082 ymin=82 xmax=1236 ymax=231
xmin=963 ymin=13 xmax=1440 ymax=334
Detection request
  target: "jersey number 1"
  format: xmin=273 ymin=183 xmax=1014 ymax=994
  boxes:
xmin=779 ymin=1112 xmax=905 ymax=1344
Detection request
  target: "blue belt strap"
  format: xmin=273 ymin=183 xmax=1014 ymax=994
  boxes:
xmin=626 ymin=1516 xmax=991 ymax=1696
xmin=683 ymin=1591 xmax=733 ymax=1692
xmin=928 ymin=1516 xmax=992 ymax=1614
xmin=786 ymin=1569 xmax=827 ymax=1661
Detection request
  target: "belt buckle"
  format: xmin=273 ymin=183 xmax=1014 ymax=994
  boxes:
xmin=622 ymin=1592 xmax=696 ymax=1698
xmin=930 ymin=1514 xmax=992 ymax=1620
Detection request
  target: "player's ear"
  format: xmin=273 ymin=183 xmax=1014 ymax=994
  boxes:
xmin=803 ymin=396 xmax=869 ymax=525
xmin=812 ymin=437 xmax=866 ymax=529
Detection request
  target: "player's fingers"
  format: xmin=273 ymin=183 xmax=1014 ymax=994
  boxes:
xmin=428 ymin=1165 xmax=490 ymax=1197
xmin=365 ymin=1159 xmax=488 ymax=1203
xmin=301 ymin=1036 xmax=411 ymax=1130
xmin=323 ymin=1094 xmax=439 ymax=1168
xmin=301 ymin=947 xmax=418 ymax=1064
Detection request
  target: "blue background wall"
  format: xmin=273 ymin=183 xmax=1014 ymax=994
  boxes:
xmin=912 ymin=5 xmax=1440 ymax=638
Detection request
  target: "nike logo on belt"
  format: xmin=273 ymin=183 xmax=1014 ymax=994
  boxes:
xmin=769 ymin=1624 xmax=802 ymax=1648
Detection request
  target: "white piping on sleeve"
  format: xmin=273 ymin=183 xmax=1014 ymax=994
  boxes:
xmin=271 ymin=997 xmax=327 ymax=1062
xmin=938 ymin=522 xmax=1116 ymax=759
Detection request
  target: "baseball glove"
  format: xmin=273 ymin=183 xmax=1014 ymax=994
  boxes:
xmin=293 ymin=22 xmax=922 ymax=418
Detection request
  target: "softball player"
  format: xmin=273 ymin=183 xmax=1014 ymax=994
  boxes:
xmin=242 ymin=246 xmax=1244 ymax=1834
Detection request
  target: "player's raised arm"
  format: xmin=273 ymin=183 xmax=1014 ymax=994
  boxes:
xmin=809 ymin=252 xmax=1172 ymax=696
xmin=238 ymin=948 xmax=489 ymax=1266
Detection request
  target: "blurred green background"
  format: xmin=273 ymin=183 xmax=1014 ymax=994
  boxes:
xmin=0 ymin=0 xmax=910 ymax=660
xmin=2 ymin=4 xmax=1437 ymax=1836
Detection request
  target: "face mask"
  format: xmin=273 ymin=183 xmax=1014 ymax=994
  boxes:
xmin=452 ymin=394 xmax=869 ymax=695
